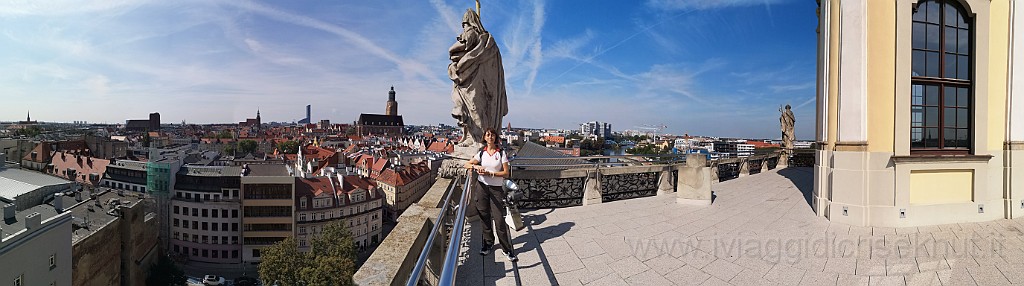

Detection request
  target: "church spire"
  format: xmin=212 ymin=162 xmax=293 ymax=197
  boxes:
xmin=27 ymin=110 xmax=31 ymax=122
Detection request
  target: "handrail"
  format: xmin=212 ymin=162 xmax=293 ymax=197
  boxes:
xmin=437 ymin=172 xmax=474 ymax=286
xmin=405 ymin=177 xmax=461 ymax=286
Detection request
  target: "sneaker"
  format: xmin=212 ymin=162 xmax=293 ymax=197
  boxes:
xmin=479 ymin=245 xmax=492 ymax=256
xmin=503 ymin=251 xmax=518 ymax=262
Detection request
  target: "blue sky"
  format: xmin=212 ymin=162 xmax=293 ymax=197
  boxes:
xmin=0 ymin=0 xmax=817 ymax=139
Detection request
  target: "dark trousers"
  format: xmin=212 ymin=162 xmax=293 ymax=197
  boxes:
xmin=475 ymin=181 xmax=514 ymax=254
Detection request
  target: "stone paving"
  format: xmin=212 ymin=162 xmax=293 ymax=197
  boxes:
xmin=455 ymin=167 xmax=1024 ymax=285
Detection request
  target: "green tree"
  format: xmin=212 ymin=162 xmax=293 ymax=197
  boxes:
xmin=259 ymin=221 xmax=358 ymax=286
xmin=224 ymin=142 xmax=237 ymax=156
xmin=218 ymin=130 xmax=234 ymax=139
xmin=238 ymin=139 xmax=258 ymax=154
xmin=142 ymin=132 xmax=152 ymax=147
xmin=626 ymin=144 xmax=669 ymax=155
xmin=146 ymin=256 xmax=186 ymax=286
xmin=277 ymin=141 xmax=300 ymax=154
xmin=14 ymin=126 xmax=42 ymax=137
xmin=258 ymin=237 xmax=307 ymax=286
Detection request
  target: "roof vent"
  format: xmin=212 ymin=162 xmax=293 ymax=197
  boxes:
xmin=3 ymin=204 xmax=15 ymax=220
xmin=54 ymin=193 xmax=64 ymax=212
xmin=25 ymin=212 xmax=41 ymax=230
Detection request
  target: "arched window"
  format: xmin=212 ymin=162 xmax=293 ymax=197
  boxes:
xmin=910 ymin=0 xmax=971 ymax=152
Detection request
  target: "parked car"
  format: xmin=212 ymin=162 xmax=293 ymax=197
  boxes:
xmin=234 ymin=276 xmax=260 ymax=286
xmin=203 ymin=275 xmax=225 ymax=286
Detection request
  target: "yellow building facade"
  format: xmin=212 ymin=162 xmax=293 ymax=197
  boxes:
xmin=815 ymin=0 xmax=1023 ymax=226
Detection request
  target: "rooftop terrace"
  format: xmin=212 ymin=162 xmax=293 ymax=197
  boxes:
xmin=454 ymin=168 xmax=1024 ymax=285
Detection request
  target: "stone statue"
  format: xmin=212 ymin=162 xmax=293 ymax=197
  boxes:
xmin=779 ymin=104 xmax=795 ymax=166
xmin=449 ymin=8 xmax=507 ymax=158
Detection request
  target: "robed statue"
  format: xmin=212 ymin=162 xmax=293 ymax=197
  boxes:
xmin=449 ymin=8 xmax=508 ymax=158
xmin=779 ymin=104 xmax=795 ymax=165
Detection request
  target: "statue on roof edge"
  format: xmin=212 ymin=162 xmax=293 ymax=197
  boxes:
xmin=448 ymin=8 xmax=508 ymax=159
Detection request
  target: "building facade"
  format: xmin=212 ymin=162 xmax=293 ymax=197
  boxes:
xmin=814 ymin=0 xmax=1022 ymax=226
xmin=170 ymin=166 xmax=243 ymax=264
xmin=374 ymin=162 xmax=433 ymax=221
xmin=239 ymin=164 xmax=294 ymax=263
xmin=0 ymin=204 xmax=73 ymax=286
xmin=580 ymin=121 xmax=612 ymax=139
xmin=294 ymin=175 xmax=384 ymax=251
xmin=103 ymin=160 xmax=148 ymax=193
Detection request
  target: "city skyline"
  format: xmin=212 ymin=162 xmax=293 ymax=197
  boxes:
xmin=0 ymin=0 xmax=816 ymax=139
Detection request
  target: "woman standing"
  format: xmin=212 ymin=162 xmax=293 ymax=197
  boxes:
xmin=464 ymin=128 xmax=516 ymax=262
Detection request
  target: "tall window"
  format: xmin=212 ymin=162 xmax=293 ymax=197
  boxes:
xmin=911 ymin=0 xmax=971 ymax=152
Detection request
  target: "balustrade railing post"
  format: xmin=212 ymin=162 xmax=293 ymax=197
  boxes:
xmin=738 ymin=159 xmax=750 ymax=177
xmin=657 ymin=166 xmax=674 ymax=196
xmin=582 ymin=165 xmax=603 ymax=205
xmin=709 ymin=163 xmax=720 ymax=183
xmin=677 ymin=154 xmax=712 ymax=205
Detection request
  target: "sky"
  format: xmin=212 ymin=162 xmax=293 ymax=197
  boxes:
xmin=0 ymin=0 xmax=819 ymax=140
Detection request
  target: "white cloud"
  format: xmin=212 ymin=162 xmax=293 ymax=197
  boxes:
xmin=85 ymin=74 xmax=111 ymax=96
xmin=769 ymin=82 xmax=814 ymax=93
xmin=646 ymin=0 xmax=787 ymax=11
xmin=243 ymin=38 xmax=263 ymax=52
xmin=0 ymin=0 xmax=148 ymax=17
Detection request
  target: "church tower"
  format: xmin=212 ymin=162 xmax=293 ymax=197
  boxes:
xmin=256 ymin=109 xmax=262 ymax=130
xmin=385 ymin=86 xmax=398 ymax=116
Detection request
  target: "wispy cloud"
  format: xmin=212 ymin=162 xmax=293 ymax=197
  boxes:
xmin=222 ymin=1 xmax=441 ymax=86
xmin=646 ymin=0 xmax=788 ymax=11
xmin=769 ymin=82 xmax=814 ymax=93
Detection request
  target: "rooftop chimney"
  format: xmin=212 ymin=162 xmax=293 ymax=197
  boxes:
xmin=24 ymin=212 xmax=41 ymax=230
xmin=3 ymin=203 xmax=15 ymax=220
xmin=54 ymin=193 xmax=64 ymax=213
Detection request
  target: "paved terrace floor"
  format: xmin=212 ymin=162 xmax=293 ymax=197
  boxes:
xmin=455 ymin=167 xmax=1024 ymax=285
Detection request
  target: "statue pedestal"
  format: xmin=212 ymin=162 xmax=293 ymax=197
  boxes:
xmin=453 ymin=144 xmax=483 ymax=160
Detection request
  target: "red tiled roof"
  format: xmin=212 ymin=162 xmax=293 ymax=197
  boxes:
xmin=371 ymin=158 xmax=389 ymax=173
xmin=375 ymin=162 xmax=431 ymax=187
xmin=543 ymin=136 xmax=565 ymax=144
xmin=23 ymin=142 xmax=53 ymax=163
xmin=48 ymin=152 xmax=109 ymax=186
xmin=342 ymin=175 xmax=376 ymax=193
xmin=295 ymin=177 xmax=334 ymax=200
xmin=745 ymin=140 xmax=780 ymax=148
xmin=426 ymin=141 xmax=453 ymax=153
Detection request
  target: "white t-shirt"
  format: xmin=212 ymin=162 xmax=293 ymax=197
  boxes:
xmin=477 ymin=149 xmax=508 ymax=186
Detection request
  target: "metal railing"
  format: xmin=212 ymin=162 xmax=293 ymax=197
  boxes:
xmin=405 ymin=174 xmax=462 ymax=286
xmin=403 ymin=171 xmax=474 ymax=286
xmin=509 ymin=154 xmax=689 ymax=169
xmin=437 ymin=173 xmax=474 ymax=286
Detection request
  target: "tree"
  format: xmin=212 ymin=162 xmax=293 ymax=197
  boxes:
xmin=277 ymin=141 xmax=300 ymax=154
xmin=218 ymin=130 xmax=234 ymax=139
xmin=14 ymin=126 xmax=42 ymax=137
xmin=259 ymin=221 xmax=358 ymax=286
xmin=258 ymin=237 xmax=307 ymax=286
xmin=146 ymin=255 xmax=186 ymax=286
xmin=238 ymin=139 xmax=258 ymax=155
xmin=142 ymin=132 xmax=152 ymax=147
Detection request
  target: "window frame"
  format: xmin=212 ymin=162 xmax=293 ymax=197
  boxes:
xmin=909 ymin=0 xmax=973 ymax=154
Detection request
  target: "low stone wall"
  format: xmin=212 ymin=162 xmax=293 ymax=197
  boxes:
xmin=354 ymin=177 xmax=453 ymax=286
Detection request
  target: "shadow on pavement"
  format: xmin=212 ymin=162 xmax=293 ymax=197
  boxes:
xmin=776 ymin=167 xmax=815 ymax=211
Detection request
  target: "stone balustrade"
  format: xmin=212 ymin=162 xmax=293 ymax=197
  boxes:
xmin=353 ymin=151 xmax=789 ymax=285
